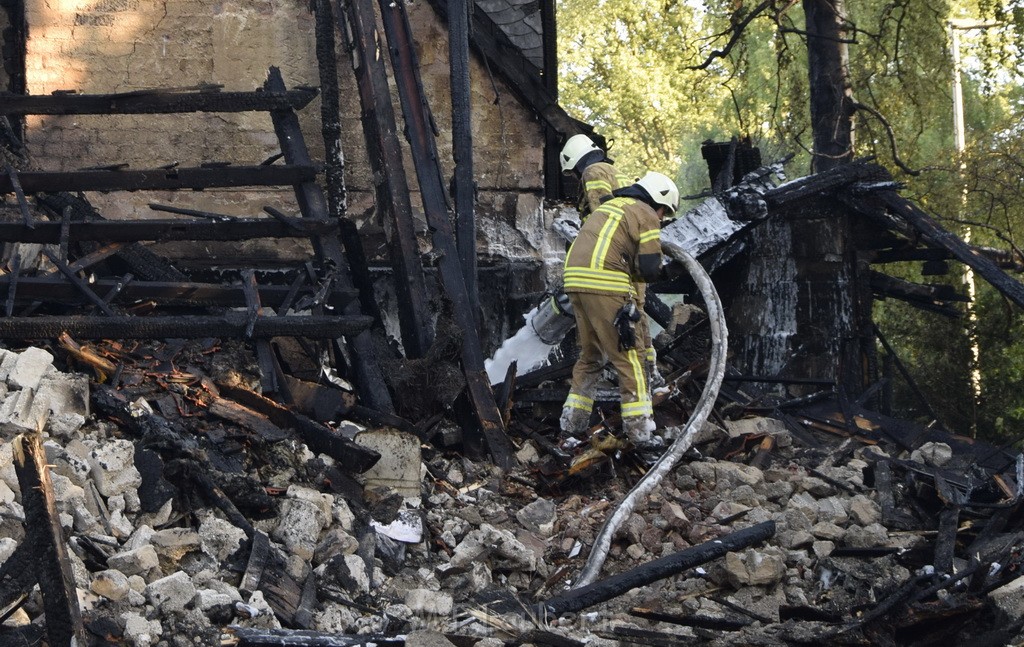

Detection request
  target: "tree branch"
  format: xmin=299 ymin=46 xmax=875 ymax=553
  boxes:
xmin=851 ymin=101 xmax=922 ymax=176
xmin=687 ymin=0 xmax=776 ymax=70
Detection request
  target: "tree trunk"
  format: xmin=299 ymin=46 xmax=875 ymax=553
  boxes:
xmin=804 ymin=0 xmax=855 ymax=172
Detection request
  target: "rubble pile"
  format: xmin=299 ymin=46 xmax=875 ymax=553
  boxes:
xmin=2 ymin=341 xmax=1024 ymax=647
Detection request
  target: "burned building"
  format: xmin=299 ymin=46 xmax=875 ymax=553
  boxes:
xmin=3 ymin=2 xmax=1024 ymax=647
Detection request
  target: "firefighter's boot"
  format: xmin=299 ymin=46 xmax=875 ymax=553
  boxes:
xmin=623 ymin=416 xmax=656 ymax=444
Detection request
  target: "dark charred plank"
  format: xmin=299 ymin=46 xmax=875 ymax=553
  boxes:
xmin=5 ymin=164 xmax=34 ymax=228
xmin=0 ymin=542 xmax=37 ymax=612
xmin=218 ymin=383 xmax=382 ymax=473
xmin=447 ymin=0 xmax=479 ymax=322
xmin=264 ymin=67 xmax=394 ymax=415
xmin=600 ymin=626 xmax=700 ymax=647
xmin=873 ymin=189 xmax=1024 ymax=309
xmin=339 ymin=0 xmax=432 ymax=358
xmin=538 ymin=521 xmax=776 ymax=616
xmin=225 ymin=625 xmax=405 ymax=646
xmin=0 ymin=276 xmax=357 ymax=309
xmin=13 ymin=434 xmax=88 ymax=646
xmin=207 ymin=398 xmax=290 ymax=441
xmin=0 ymin=313 xmax=373 ymax=340
xmin=934 ymin=504 xmax=960 ymax=574
xmin=630 ymin=607 xmax=750 ymax=631
xmin=240 ymin=532 xmax=310 ymax=629
xmin=0 ymin=88 xmax=318 ymax=115
xmin=375 ymin=3 xmax=514 ymax=468
xmin=0 ymin=165 xmax=317 ymax=193
xmin=0 ymin=217 xmax=337 ymax=243
xmin=40 ymin=249 xmax=115 ymax=316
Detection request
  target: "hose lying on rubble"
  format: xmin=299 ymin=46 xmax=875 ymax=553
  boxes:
xmin=572 ymin=240 xmax=729 ymax=589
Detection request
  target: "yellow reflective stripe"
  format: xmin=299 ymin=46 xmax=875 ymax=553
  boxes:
xmin=646 ymin=348 xmax=656 ymax=362
xmin=622 ymin=400 xmax=653 ymax=417
xmin=565 ymin=393 xmax=593 ymax=411
xmin=591 ymin=207 xmax=623 ymax=269
xmin=616 ymin=173 xmax=631 ymax=185
xmin=585 ymin=179 xmax=613 ymax=192
xmin=639 ymin=229 xmax=660 ymax=244
xmin=564 ymin=267 xmax=632 ymax=285
xmin=563 ymin=279 xmax=632 ymax=293
xmin=627 ymin=347 xmax=648 ymax=402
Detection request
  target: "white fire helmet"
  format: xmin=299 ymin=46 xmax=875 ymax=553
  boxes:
xmin=636 ymin=171 xmax=679 ymax=214
xmin=559 ymin=134 xmax=602 ymax=173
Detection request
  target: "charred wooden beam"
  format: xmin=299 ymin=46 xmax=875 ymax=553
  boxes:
xmin=0 ymin=165 xmax=316 ymax=194
xmin=338 ymin=0 xmax=432 ymax=358
xmin=448 ymin=0 xmax=479 ymax=322
xmin=240 ymin=531 xmax=312 ymax=629
xmin=870 ymin=270 xmax=966 ymax=317
xmin=873 ymin=190 xmax=1024 ymax=309
xmin=538 ymin=521 xmax=775 ymax=616
xmin=600 ymin=626 xmax=704 ymax=647
xmin=310 ymin=3 xmax=386 ymax=336
xmin=218 ymin=383 xmax=382 ymax=474
xmin=0 ymin=313 xmax=373 ymax=340
xmin=629 ymin=607 xmax=750 ymax=631
xmin=377 ymin=1 xmax=514 ymax=468
xmin=0 ymin=217 xmax=337 ymax=243
xmin=0 ymin=276 xmax=356 ymax=309
xmin=0 ymin=87 xmax=318 ymax=115
xmin=765 ymin=159 xmax=890 ymax=207
xmin=265 ymin=67 xmax=394 ymax=414
xmin=5 ymin=164 xmax=34 ymax=228
xmin=13 ymin=434 xmax=88 ymax=646
xmin=0 ymin=542 xmax=37 ymax=612
xmin=224 ymin=625 xmax=405 ymax=646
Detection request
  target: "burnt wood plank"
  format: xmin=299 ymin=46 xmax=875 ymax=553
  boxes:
xmin=264 ymin=67 xmax=395 ymax=415
xmin=0 ymin=165 xmax=316 ymax=193
xmin=448 ymin=0 xmax=479 ymax=322
xmin=0 ymin=313 xmax=373 ymax=339
xmin=218 ymin=383 xmax=382 ymax=473
xmin=340 ymin=0 xmax=433 ymax=358
xmin=0 ymin=217 xmax=337 ymax=243
xmin=378 ymin=1 xmax=514 ymax=467
xmin=13 ymin=434 xmax=88 ymax=646
xmin=0 ymin=542 xmax=37 ymax=612
xmin=874 ymin=190 xmax=1024 ymax=309
xmin=538 ymin=521 xmax=776 ymax=616
xmin=0 ymin=277 xmax=356 ymax=308
xmin=0 ymin=88 xmax=318 ymax=115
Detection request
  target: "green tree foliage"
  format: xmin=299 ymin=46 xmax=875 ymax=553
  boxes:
xmin=559 ymin=0 xmax=1024 ymax=441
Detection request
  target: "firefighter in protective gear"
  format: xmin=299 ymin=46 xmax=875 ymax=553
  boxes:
xmin=559 ymin=134 xmax=662 ymax=391
xmin=559 ymin=134 xmax=632 ymax=219
xmin=560 ymin=171 xmax=679 ymax=444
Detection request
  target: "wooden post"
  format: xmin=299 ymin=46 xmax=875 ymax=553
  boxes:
xmin=376 ymin=0 xmax=515 ymax=468
xmin=336 ymin=0 xmax=434 ymax=359
xmin=13 ymin=434 xmax=88 ymax=646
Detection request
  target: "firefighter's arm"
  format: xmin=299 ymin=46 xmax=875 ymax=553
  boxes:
xmin=635 ymin=210 xmax=663 ymax=282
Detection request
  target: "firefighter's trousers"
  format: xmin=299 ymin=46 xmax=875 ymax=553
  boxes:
xmin=561 ymin=291 xmax=652 ymax=434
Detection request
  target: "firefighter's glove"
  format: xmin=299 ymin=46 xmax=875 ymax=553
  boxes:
xmin=613 ymin=302 xmax=641 ymax=351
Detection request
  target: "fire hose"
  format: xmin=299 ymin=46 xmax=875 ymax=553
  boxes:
xmin=572 ymin=240 xmax=728 ymax=588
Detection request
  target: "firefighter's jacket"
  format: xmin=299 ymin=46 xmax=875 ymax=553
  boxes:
xmin=564 ymin=196 xmax=662 ymax=297
xmin=577 ymin=162 xmax=631 ymax=218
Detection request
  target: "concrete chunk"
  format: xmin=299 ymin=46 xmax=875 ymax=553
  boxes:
xmin=7 ymin=347 xmax=54 ymax=390
xmin=89 ymin=439 xmax=142 ymax=497
xmin=145 ymin=571 xmax=197 ymax=612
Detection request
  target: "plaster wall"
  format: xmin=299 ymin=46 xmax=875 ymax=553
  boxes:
xmin=19 ymin=0 xmax=555 ymax=280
